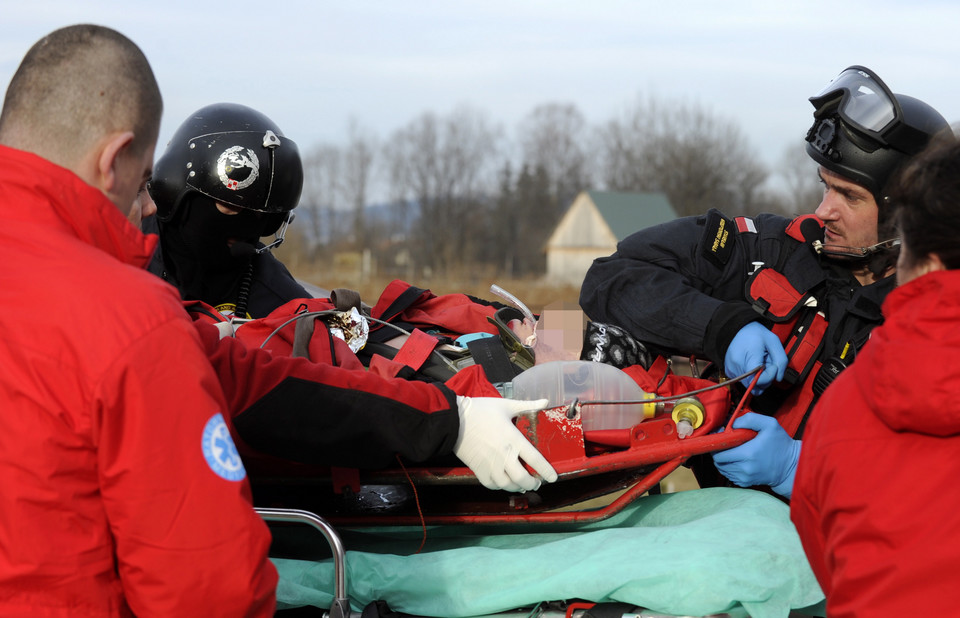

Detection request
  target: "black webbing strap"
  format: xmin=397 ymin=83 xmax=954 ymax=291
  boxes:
xmin=330 ymin=287 xmax=363 ymax=312
xmin=291 ymin=315 xmax=316 ymax=360
xmin=466 ymin=337 xmax=522 ymax=383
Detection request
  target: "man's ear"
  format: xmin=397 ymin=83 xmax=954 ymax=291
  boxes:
xmin=96 ymin=131 xmax=135 ymax=193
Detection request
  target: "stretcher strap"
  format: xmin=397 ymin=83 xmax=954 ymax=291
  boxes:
xmin=330 ymin=287 xmax=362 ymax=312
xmin=467 ymin=336 xmax=523 ymax=383
xmin=291 ymin=315 xmax=316 ymax=360
xmin=392 ymin=328 xmax=439 ymax=372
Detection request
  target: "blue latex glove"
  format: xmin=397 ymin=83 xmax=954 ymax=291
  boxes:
xmin=724 ymin=322 xmax=788 ymax=394
xmin=712 ymin=412 xmax=801 ymax=498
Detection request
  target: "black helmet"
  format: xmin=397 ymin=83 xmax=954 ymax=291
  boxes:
xmin=805 ymin=65 xmax=951 ymax=202
xmin=150 ymin=103 xmax=303 ymax=233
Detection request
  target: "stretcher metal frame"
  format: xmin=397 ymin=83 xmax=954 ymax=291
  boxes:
xmin=258 ymin=506 xmax=735 ymax=618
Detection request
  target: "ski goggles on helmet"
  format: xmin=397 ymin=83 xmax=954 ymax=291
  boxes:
xmin=808 ymin=65 xmax=909 ymax=151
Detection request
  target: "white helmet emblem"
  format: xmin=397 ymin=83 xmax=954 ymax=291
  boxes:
xmin=217 ymin=145 xmax=260 ymax=191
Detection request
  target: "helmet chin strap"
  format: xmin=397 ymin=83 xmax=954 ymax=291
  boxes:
xmin=812 ymin=237 xmax=901 ymax=258
xmin=224 ymin=212 xmax=294 ymax=258
xmin=256 ymin=213 xmax=293 ymax=254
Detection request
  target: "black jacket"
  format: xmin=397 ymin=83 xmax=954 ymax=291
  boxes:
xmin=580 ymin=208 xmax=894 ymax=410
xmin=143 ymin=215 xmax=309 ymax=318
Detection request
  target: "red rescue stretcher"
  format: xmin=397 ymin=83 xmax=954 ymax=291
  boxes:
xmin=250 ymin=356 xmax=761 ymax=529
xmin=243 ymin=285 xmax=809 ymax=617
xmin=257 ymin=365 xmax=769 ymax=618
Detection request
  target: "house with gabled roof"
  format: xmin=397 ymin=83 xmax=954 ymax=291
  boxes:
xmin=545 ymin=190 xmax=677 ymax=286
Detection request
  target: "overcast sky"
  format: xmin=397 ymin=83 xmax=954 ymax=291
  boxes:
xmin=3 ymin=1 xmax=959 ymax=191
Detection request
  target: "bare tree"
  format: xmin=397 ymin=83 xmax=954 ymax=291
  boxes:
xmin=299 ymin=143 xmax=343 ymax=258
xmin=383 ymin=106 xmax=502 ymax=273
xmin=777 ymin=142 xmax=823 ymax=216
xmin=340 ymin=119 xmax=376 ymax=249
xmin=517 ymin=102 xmax=593 ymax=211
xmin=597 ymin=95 xmax=769 ymax=217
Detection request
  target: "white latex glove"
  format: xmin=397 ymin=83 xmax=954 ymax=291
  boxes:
xmin=454 ymin=396 xmax=558 ymax=492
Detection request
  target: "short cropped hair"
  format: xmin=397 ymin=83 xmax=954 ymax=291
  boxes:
xmin=0 ymin=24 xmax=162 ymax=166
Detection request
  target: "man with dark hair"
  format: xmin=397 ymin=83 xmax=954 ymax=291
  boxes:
xmin=0 ymin=25 xmax=276 ymax=616
xmin=580 ymin=65 xmax=951 ymax=500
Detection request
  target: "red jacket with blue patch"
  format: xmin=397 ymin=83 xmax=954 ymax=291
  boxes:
xmin=0 ymin=145 xmax=276 ymax=617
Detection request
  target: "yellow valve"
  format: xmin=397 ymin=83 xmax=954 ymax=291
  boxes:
xmin=671 ymin=398 xmax=705 ymax=438
xmin=671 ymin=398 xmax=705 ymax=427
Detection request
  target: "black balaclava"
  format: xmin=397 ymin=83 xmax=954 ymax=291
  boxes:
xmin=158 ymin=194 xmax=275 ymax=312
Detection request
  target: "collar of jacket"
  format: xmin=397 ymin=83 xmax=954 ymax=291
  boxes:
xmin=864 ymin=269 xmax=960 ymax=436
xmin=0 ymin=144 xmax=157 ymax=269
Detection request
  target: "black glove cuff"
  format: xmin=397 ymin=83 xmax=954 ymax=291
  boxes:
xmin=704 ymin=301 xmax=761 ymax=369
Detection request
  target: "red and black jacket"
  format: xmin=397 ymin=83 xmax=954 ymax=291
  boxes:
xmin=184 ymin=300 xmax=461 ymax=469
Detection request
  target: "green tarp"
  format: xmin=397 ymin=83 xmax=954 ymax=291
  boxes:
xmin=274 ymin=487 xmax=825 ymax=617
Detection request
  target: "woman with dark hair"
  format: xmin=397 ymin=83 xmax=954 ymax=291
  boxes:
xmin=791 ymin=132 xmax=960 ymax=617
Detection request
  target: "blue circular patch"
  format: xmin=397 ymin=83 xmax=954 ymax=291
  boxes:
xmin=202 ymin=413 xmax=246 ymax=482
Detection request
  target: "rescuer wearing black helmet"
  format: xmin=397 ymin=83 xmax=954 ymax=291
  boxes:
xmin=805 ymin=65 xmax=950 ymax=273
xmin=146 ymin=102 xmax=310 ymax=318
xmin=126 ymin=106 xmax=561 ymax=499
xmin=580 ymin=65 xmax=952 ymax=500
xmin=806 ymin=66 xmax=949 ymax=203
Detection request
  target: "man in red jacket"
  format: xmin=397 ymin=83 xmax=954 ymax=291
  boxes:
xmin=0 ymin=25 xmax=277 ymax=617
xmin=1 ymin=28 xmax=557 ymax=617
